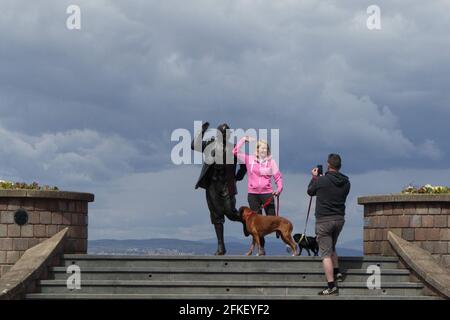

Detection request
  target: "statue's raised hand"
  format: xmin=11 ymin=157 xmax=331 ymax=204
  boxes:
xmin=202 ymin=121 xmax=210 ymax=131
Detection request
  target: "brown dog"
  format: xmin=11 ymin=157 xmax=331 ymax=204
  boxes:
xmin=239 ymin=206 xmax=297 ymax=256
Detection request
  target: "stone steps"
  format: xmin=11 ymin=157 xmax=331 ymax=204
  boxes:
xmin=25 ymin=293 xmax=439 ymax=300
xmin=48 ymin=266 xmax=412 ymax=282
xmin=60 ymin=254 xmax=400 ymax=269
xmin=36 ymin=279 xmax=424 ymax=296
xmin=25 ymin=254 xmax=437 ymax=300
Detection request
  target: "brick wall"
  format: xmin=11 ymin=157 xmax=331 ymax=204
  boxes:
xmin=0 ymin=191 xmax=94 ymax=278
xmin=360 ymin=196 xmax=450 ymax=268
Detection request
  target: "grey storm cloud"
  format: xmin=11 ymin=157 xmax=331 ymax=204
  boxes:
xmin=0 ymin=1 xmax=449 ymax=240
xmin=1 ymin=0 xmax=448 ymax=180
xmin=0 ymin=124 xmax=143 ymax=186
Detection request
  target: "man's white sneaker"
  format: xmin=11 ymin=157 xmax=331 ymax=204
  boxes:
xmin=318 ymin=286 xmax=339 ymax=296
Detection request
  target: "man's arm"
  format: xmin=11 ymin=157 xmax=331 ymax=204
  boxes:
xmin=307 ymin=177 xmax=319 ymax=196
xmin=307 ymin=167 xmax=320 ymax=196
xmin=191 ymin=121 xmax=210 ymax=152
xmin=344 ymin=180 xmax=351 ymax=197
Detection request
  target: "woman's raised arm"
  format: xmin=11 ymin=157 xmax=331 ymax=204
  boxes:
xmin=233 ymin=136 xmax=249 ymax=164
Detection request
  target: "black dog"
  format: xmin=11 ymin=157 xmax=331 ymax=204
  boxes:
xmin=293 ymin=233 xmax=319 ymax=256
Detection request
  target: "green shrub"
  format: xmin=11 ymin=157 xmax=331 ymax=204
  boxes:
xmin=402 ymin=184 xmax=449 ymax=194
xmin=0 ymin=180 xmax=59 ymax=191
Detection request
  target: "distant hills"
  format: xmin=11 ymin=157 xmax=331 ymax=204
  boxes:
xmin=88 ymin=237 xmax=363 ymax=256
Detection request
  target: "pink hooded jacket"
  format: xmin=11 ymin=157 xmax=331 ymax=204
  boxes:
xmin=233 ymin=137 xmax=283 ymax=194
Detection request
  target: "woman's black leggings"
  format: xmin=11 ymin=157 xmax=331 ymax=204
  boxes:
xmin=247 ymin=193 xmax=275 ymax=216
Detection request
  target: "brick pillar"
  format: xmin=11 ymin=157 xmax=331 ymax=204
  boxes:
xmin=0 ymin=190 xmax=94 ymax=278
xmin=358 ymin=195 xmax=450 ymax=268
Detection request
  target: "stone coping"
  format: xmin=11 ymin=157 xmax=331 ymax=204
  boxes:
xmin=0 ymin=228 xmax=68 ymax=300
xmin=0 ymin=189 xmax=94 ymax=202
xmin=358 ymin=194 xmax=450 ymax=204
xmin=388 ymin=231 xmax=450 ymax=299
xmin=62 ymin=254 xmax=398 ymax=261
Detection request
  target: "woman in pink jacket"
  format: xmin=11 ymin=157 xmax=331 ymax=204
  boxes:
xmin=233 ymin=136 xmax=283 ymax=216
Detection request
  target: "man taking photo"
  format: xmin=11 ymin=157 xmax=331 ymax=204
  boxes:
xmin=307 ymin=153 xmax=351 ymax=296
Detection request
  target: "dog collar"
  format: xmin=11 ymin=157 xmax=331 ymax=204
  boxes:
xmin=244 ymin=210 xmax=257 ymax=219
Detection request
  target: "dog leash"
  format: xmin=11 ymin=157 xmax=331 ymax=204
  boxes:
xmin=261 ymin=194 xmax=279 ymax=216
xmin=299 ymin=196 xmax=313 ymax=244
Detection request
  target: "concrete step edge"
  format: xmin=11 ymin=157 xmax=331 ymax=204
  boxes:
xmin=50 ymin=267 xmax=410 ymax=275
xmin=25 ymin=293 xmax=439 ymax=300
xmin=38 ymin=280 xmax=424 ymax=288
xmin=62 ymin=255 xmax=399 ymax=262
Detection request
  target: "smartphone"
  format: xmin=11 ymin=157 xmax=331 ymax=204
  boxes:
xmin=317 ymin=165 xmax=323 ymax=176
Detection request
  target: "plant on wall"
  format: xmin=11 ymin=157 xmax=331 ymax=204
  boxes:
xmin=0 ymin=180 xmax=59 ymax=191
xmin=402 ymin=184 xmax=449 ymax=194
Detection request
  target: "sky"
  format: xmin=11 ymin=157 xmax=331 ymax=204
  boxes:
xmin=0 ymin=0 xmax=449 ymax=246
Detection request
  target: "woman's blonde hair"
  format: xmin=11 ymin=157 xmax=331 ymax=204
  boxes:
xmin=256 ymin=140 xmax=270 ymax=156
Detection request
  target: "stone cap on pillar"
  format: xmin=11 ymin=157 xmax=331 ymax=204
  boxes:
xmin=0 ymin=190 xmax=94 ymax=202
xmin=358 ymin=194 xmax=450 ymax=204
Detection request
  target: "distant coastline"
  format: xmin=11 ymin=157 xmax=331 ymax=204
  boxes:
xmin=88 ymin=238 xmax=363 ymax=256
